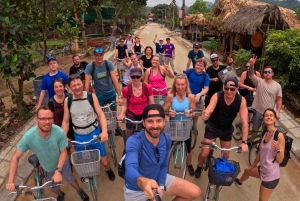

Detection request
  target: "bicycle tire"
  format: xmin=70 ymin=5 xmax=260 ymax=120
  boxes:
xmin=204 ymin=183 xmax=219 ymax=201
xmin=248 ymin=140 xmax=260 ymax=166
xmin=35 ymin=167 xmax=44 ymax=199
xmin=90 ymin=180 xmax=98 ymax=201
xmin=190 ymin=119 xmax=198 ymax=149
xmin=168 ymin=142 xmax=187 ymax=179
xmin=109 ymin=131 xmax=118 ymax=166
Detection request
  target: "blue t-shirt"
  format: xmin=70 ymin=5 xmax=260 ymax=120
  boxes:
xmin=125 ymin=131 xmax=171 ymax=191
xmin=155 ymin=42 xmax=164 ymax=54
xmin=17 ymin=124 xmax=68 ymax=172
xmin=185 ymin=69 xmax=210 ymax=94
xmin=187 ymin=49 xmax=205 ymax=68
xmin=41 ymin=71 xmax=68 ymax=98
xmin=85 ymin=61 xmax=115 ymax=95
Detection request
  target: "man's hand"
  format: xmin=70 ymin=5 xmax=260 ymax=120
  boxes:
xmin=6 ymin=183 xmax=16 ymax=191
xmin=155 ymin=34 xmax=157 ymax=38
xmin=195 ymin=94 xmax=201 ymax=103
xmin=100 ymin=131 xmax=108 ymax=142
xmin=227 ymin=56 xmax=233 ymax=64
xmin=143 ymin=179 xmax=159 ymax=200
xmin=214 ymin=77 xmax=219 ymax=82
xmin=202 ymin=110 xmax=211 ymax=121
xmin=249 ymin=54 xmax=257 ymax=67
xmin=239 ymin=143 xmax=248 ymax=152
xmin=52 ymin=170 xmax=62 ymax=183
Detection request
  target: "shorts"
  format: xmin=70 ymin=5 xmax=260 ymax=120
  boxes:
xmin=252 ymin=109 xmax=263 ymax=131
xmin=123 ymin=174 xmax=175 ymax=201
xmin=96 ymin=91 xmax=116 ymax=111
xmin=258 ymin=166 xmax=280 ymax=189
xmin=204 ymin=122 xmax=233 ymax=142
xmin=74 ymin=126 xmax=107 ymax=157
xmin=44 ymin=162 xmax=74 ymax=191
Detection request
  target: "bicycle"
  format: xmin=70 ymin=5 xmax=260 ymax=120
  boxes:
xmin=190 ymin=98 xmax=205 ymax=150
xmin=70 ymin=135 xmax=101 ymax=201
xmin=116 ymin=58 xmax=126 ymax=83
xmin=105 ymin=36 xmax=119 ymax=52
xmin=8 ymin=180 xmax=62 ymax=201
xmin=118 ymin=117 xmax=143 ymax=146
xmin=61 ymin=42 xmax=72 ymax=57
xmin=200 ymin=142 xmax=241 ymax=201
xmin=101 ymin=102 xmax=118 ymax=166
xmin=164 ymin=111 xmax=192 ymax=179
xmin=135 ymin=52 xmax=143 ymax=60
xmin=152 ymin=87 xmax=169 ymax=106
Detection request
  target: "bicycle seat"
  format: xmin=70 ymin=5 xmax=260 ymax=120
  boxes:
xmin=247 ymin=107 xmax=256 ymax=114
xmin=28 ymin=154 xmax=40 ymax=168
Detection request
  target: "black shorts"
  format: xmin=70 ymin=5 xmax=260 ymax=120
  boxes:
xmin=258 ymin=166 xmax=280 ymax=189
xmin=252 ymin=110 xmax=263 ymax=131
xmin=204 ymin=122 xmax=233 ymax=142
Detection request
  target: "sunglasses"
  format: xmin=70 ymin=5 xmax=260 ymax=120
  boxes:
xmin=120 ymin=41 xmax=124 ymax=42
xmin=194 ymin=47 xmax=199 ymax=49
xmin=155 ymin=147 xmax=160 ymax=163
xmin=224 ymin=87 xmax=236 ymax=91
xmin=264 ymin=70 xmax=273 ymax=74
xmin=246 ymin=66 xmax=250 ymax=68
xmin=131 ymin=76 xmax=141 ymax=79
xmin=94 ymin=48 xmax=104 ymax=53
xmin=211 ymin=59 xmax=218 ymax=62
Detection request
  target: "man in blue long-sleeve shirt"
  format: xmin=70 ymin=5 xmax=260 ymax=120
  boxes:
xmin=124 ymin=104 xmax=201 ymax=201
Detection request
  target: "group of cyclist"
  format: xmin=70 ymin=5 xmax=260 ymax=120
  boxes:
xmin=6 ymin=33 xmax=285 ymax=201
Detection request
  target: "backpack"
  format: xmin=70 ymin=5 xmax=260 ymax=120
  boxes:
xmin=187 ymin=69 xmax=207 ymax=89
xmin=125 ymin=39 xmax=134 ymax=45
xmin=91 ymin=60 xmax=110 ymax=82
xmin=49 ymin=93 xmax=72 ymax=111
xmin=262 ymin=129 xmax=293 ymax=167
xmin=118 ymin=133 xmax=168 ymax=179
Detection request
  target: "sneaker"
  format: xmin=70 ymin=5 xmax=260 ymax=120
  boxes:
xmin=234 ymin=178 xmax=242 ymax=187
xmin=106 ymin=168 xmax=115 ymax=181
xmin=115 ymin=127 xmax=123 ymax=136
xmin=57 ymin=192 xmax=65 ymax=201
xmin=194 ymin=166 xmax=203 ymax=178
xmin=187 ymin=165 xmax=195 ymax=176
xmin=78 ymin=189 xmax=89 ymax=201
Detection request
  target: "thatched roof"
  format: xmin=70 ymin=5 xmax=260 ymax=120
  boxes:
xmin=211 ymin=0 xmax=300 ymax=32
xmin=183 ymin=14 xmax=207 ymax=26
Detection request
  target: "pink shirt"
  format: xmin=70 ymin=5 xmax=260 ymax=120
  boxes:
xmin=123 ymin=84 xmax=153 ymax=116
xmin=149 ymin=66 xmax=168 ymax=95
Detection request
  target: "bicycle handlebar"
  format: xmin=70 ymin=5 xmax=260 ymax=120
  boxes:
xmin=152 ymin=87 xmax=169 ymax=92
xmin=101 ymin=101 xmax=117 ymax=109
xmin=70 ymin=135 xmax=99 ymax=145
xmin=118 ymin=117 xmax=142 ymax=124
xmin=146 ymin=189 xmax=162 ymax=201
xmin=9 ymin=181 xmax=62 ymax=195
xmin=200 ymin=142 xmax=241 ymax=153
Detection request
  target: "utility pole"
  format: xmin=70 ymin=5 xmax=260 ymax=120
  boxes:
xmin=181 ymin=0 xmax=185 ymax=38
xmin=172 ymin=0 xmax=176 ymax=30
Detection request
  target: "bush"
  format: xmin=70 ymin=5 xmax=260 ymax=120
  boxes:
xmin=202 ymin=37 xmax=218 ymax=53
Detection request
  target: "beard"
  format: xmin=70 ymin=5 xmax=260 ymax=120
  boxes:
xmin=145 ymin=126 xmax=164 ymax=138
xmin=38 ymin=124 xmax=51 ymax=132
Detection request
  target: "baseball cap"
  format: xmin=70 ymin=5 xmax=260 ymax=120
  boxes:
xmin=193 ymin=43 xmax=200 ymax=48
xmin=224 ymin=77 xmax=239 ymax=87
xmin=159 ymin=38 xmax=163 ymax=41
xmin=94 ymin=47 xmax=105 ymax=54
xmin=47 ymin=56 xmax=57 ymax=64
xmin=210 ymin=53 xmax=219 ymax=59
xmin=130 ymin=68 xmax=142 ymax=77
xmin=142 ymin=104 xmax=165 ymax=120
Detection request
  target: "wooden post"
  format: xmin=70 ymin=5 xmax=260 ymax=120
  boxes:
xmin=229 ymin=34 xmax=235 ymax=56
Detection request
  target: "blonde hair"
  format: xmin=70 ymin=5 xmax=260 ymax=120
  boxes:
xmin=170 ymin=73 xmax=191 ymax=94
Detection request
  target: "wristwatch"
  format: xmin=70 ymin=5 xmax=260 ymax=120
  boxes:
xmin=56 ymin=167 xmax=63 ymax=173
xmin=276 ymin=150 xmax=281 ymax=154
xmin=118 ymin=96 xmax=122 ymax=99
xmin=242 ymin=140 xmax=248 ymax=144
xmin=158 ymin=183 xmax=166 ymax=191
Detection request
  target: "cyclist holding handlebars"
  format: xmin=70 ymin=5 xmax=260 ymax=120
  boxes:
xmin=195 ymin=77 xmax=249 ymax=178
xmin=124 ymin=104 xmax=201 ymax=201
xmin=7 ymin=106 xmax=89 ymax=201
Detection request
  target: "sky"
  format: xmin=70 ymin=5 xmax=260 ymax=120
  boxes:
xmin=147 ymin=0 xmax=215 ymax=7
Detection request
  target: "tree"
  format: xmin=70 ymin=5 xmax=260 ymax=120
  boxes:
xmin=151 ymin=4 xmax=169 ymax=23
xmin=188 ymin=0 xmax=210 ymax=15
xmin=296 ymin=6 xmax=300 ymax=19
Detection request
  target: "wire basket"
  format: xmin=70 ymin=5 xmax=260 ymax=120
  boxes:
xmin=35 ymin=198 xmax=57 ymax=201
xmin=195 ymin=100 xmax=204 ymax=116
xmin=208 ymin=158 xmax=240 ymax=186
xmin=104 ymin=111 xmax=117 ymax=131
xmin=218 ymin=66 xmax=238 ymax=84
xmin=71 ymin=149 xmax=101 ymax=178
xmin=276 ymin=126 xmax=288 ymax=134
xmin=163 ymin=120 xmax=191 ymax=141
xmin=117 ymin=62 xmax=126 ymax=70
xmin=154 ymin=95 xmax=167 ymax=106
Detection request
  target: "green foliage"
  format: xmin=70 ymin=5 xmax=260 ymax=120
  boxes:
xmin=202 ymin=37 xmax=218 ymax=52
xmin=265 ymin=29 xmax=300 ymax=92
xmin=188 ymin=0 xmax=211 ymax=15
xmin=259 ymin=0 xmax=300 ymax=11
xmin=151 ymin=4 xmax=169 ymax=22
xmin=296 ymin=6 xmax=300 ymax=19
xmin=235 ymin=49 xmax=251 ymax=67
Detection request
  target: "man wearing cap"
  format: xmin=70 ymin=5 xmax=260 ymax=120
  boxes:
xmin=185 ymin=43 xmax=204 ymax=70
xmin=153 ymin=34 xmax=164 ymax=54
xmin=205 ymin=53 xmax=227 ymax=107
xmin=36 ymin=57 xmax=69 ymax=109
xmin=124 ymin=104 xmax=201 ymax=201
xmin=194 ymin=77 xmax=248 ymax=178
xmin=163 ymin=38 xmax=176 ymax=73
xmin=124 ymin=33 xmax=135 ymax=57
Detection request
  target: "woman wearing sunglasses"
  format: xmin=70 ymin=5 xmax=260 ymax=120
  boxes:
xmin=163 ymin=73 xmax=196 ymax=176
xmin=239 ymin=62 xmax=261 ymax=107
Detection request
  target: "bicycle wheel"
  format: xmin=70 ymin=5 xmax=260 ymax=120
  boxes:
xmin=168 ymin=142 xmax=187 ymax=179
xmin=35 ymin=167 xmax=44 ymax=199
xmin=190 ymin=119 xmax=198 ymax=149
xmin=109 ymin=131 xmax=118 ymax=166
xmin=89 ymin=179 xmax=98 ymax=201
xmin=248 ymin=140 xmax=260 ymax=166
xmin=204 ymin=183 xmax=219 ymax=201
xmin=233 ymin=115 xmax=242 ymax=141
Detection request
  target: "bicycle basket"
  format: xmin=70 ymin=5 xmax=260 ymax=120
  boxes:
xmin=218 ymin=66 xmax=238 ymax=84
xmin=71 ymin=149 xmax=101 ymax=177
xmin=35 ymin=198 xmax=57 ymax=201
xmin=163 ymin=120 xmax=191 ymax=141
xmin=117 ymin=62 xmax=126 ymax=70
xmin=195 ymin=100 xmax=204 ymax=115
xmin=104 ymin=111 xmax=117 ymax=131
xmin=208 ymin=158 xmax=240 ymax=186
xmin=275 ymin=126 xmax=288 ymax=135
xmin=154 ymin=95 xmax=167 ymax=106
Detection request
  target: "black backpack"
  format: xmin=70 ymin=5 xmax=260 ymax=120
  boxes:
xmin=262 ymin=129 xmax=293 ymax=167
xmin=91 ymin=60 xmax=111 ymax=82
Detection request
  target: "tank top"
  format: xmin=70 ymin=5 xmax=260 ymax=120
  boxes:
xmin=69 ymin=91 xmax=99 ymax=135
xmin=141 ymin=55 xmax=153 ymax=69
xmin=133 ymin=43 xmax=142 ymax=52
xmin=260 ymin=130 xmax=280 ymax=181
xmin=171 ymin=94 xmax=189 ymax=120
xmin=243 ymin=71 xmax=256 ymax=88
xmin=149 ymin=66 xmax=167 ymax=95
xmin=208 ymin=91 xmax=242 ymax=130
xmin=123 ymin=63 xmax=141 ymax=85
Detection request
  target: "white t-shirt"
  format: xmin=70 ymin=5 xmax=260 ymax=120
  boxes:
xmin=125 ymin=39 xmax=134 ymax=53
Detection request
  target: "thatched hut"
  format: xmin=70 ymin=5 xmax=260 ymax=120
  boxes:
xmin=183 ymin=14 xmax=208 ymax=42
